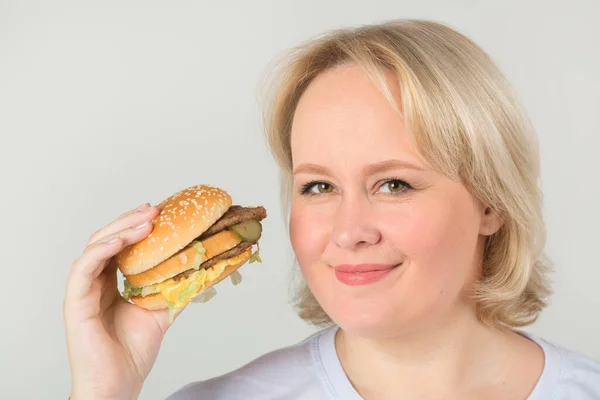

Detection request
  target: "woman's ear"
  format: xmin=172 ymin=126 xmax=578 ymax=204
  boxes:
xmin=480 ymin=206 xmax=503 ymax=236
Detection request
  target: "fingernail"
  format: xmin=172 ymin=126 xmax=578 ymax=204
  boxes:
xmin=135 ymin=203 xmax=151 ymax=212
xmin=103 ymin=236 xmax=119 ymax=244
xmin=133 ymin=221 xmax=150 ymax=230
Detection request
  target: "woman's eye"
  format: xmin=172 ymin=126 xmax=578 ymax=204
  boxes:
xmin=312 ymin=182 xmax=333 ymax=193
xmin=301 ymin=181 xmax=334 ymax=195
xmin=379 ymin=179 xmax=409 ymax=194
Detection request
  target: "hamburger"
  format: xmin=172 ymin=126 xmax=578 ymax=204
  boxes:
xmin=115 ymin=184 xmax=266 ymax=320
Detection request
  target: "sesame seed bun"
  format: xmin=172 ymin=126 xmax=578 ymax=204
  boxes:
xmin=130 ymin=248 xmax=253 ymax=310
xmin=115 ymin=184 xmax=232 ymax=276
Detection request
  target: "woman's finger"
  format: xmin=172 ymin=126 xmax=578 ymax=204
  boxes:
xmin=66 ymin=221 xmax=154 ymax=306
xmin=86 ymin=204 xmax=159 ymax=247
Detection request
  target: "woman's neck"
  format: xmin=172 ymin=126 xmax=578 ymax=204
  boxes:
xmin=335 ymin=307 xmax=542 ymax=400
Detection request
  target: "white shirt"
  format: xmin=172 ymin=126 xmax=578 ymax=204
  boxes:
xmin=167 ymin=325 xmax=600 ymax=399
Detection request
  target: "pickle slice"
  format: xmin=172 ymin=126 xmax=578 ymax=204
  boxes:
xmin=227 ymin=219 xmax=262 ymax=242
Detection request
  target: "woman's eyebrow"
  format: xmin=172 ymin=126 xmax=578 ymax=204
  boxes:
xmin=293 ymin=160 xmax=424 ymax=176
xmin=363 ymin=159 xmax=425 ymax=175
xmin=293 ymin=163 xmax=332 ymax=176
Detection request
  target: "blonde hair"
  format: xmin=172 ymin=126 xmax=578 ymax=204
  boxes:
xmin=259 ymin=19 xmax=552 ymax=329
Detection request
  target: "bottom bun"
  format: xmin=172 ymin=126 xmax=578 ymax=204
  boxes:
xmin=130 ymin=250 xmax=252 ymax=311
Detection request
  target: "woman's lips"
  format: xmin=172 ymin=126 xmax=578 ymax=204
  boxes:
xmin=333 ymin=263 xmax=400 ymax=286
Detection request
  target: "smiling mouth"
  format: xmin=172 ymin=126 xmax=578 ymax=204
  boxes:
xmin=333 ymin=263 xmax=402 ymax=286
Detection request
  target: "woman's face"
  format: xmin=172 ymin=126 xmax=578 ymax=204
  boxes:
xmin=289 ymin=65 xmax=500 ymax=339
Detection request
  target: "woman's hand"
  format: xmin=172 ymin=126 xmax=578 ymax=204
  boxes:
xmin=64 ymin=203 xmax=177 ymax=400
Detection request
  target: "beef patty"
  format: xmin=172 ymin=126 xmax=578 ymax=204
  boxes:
xmin=197 ymin=205 xmax=267 ymax=240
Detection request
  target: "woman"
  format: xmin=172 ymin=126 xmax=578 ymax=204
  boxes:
xmin=64 ymin=19 xmax=600 ymax=399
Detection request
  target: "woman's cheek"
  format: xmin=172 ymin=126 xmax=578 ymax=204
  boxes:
xmin=391 ymin=199 xmax=481 ymax=292
xmin=290 ymin=204 xmax=326 ymax=266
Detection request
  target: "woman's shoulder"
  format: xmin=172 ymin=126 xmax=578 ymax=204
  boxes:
xmin=523 ymin=331 xmax=600 ymax=399
xmin=166 ymin=327 xmax=334 ymax=400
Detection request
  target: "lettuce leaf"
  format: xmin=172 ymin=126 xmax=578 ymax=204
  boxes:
xmin=230 ymin=270 xmax=242 ymax=286
xmin=178 ymin=281 xmax=200 ymax=303
xmin=191 ymin=241 xmax=206 ymax=270
xmin=166 ymin=300 xmax=178 ymax=325
xmin=141 ymin=286 xmax=161 ymax=297
xmin=249 ymin=249 xmax=261 ymax=264
xmin=123 ymin=280 xmax=142 ymax=300
xmin=191 ymin=287 xmax=217 ymax=303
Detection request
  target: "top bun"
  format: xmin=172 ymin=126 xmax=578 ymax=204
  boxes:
xmin=115 ymin=184 xmax=232 ymax=276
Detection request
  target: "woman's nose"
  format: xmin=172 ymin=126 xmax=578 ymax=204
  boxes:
xmin=331 ymin=198 xmax=381 ymax=249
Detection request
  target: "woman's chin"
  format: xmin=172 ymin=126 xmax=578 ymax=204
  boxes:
xmin=326 ymin=304 xmax=415 ymax=340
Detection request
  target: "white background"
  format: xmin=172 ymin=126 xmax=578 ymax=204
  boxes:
xmin=1 ymin=1 xmax=598 ymax=399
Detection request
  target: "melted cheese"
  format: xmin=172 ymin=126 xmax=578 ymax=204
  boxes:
xmin=148 ymin=248 xmax=252 ymax=309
